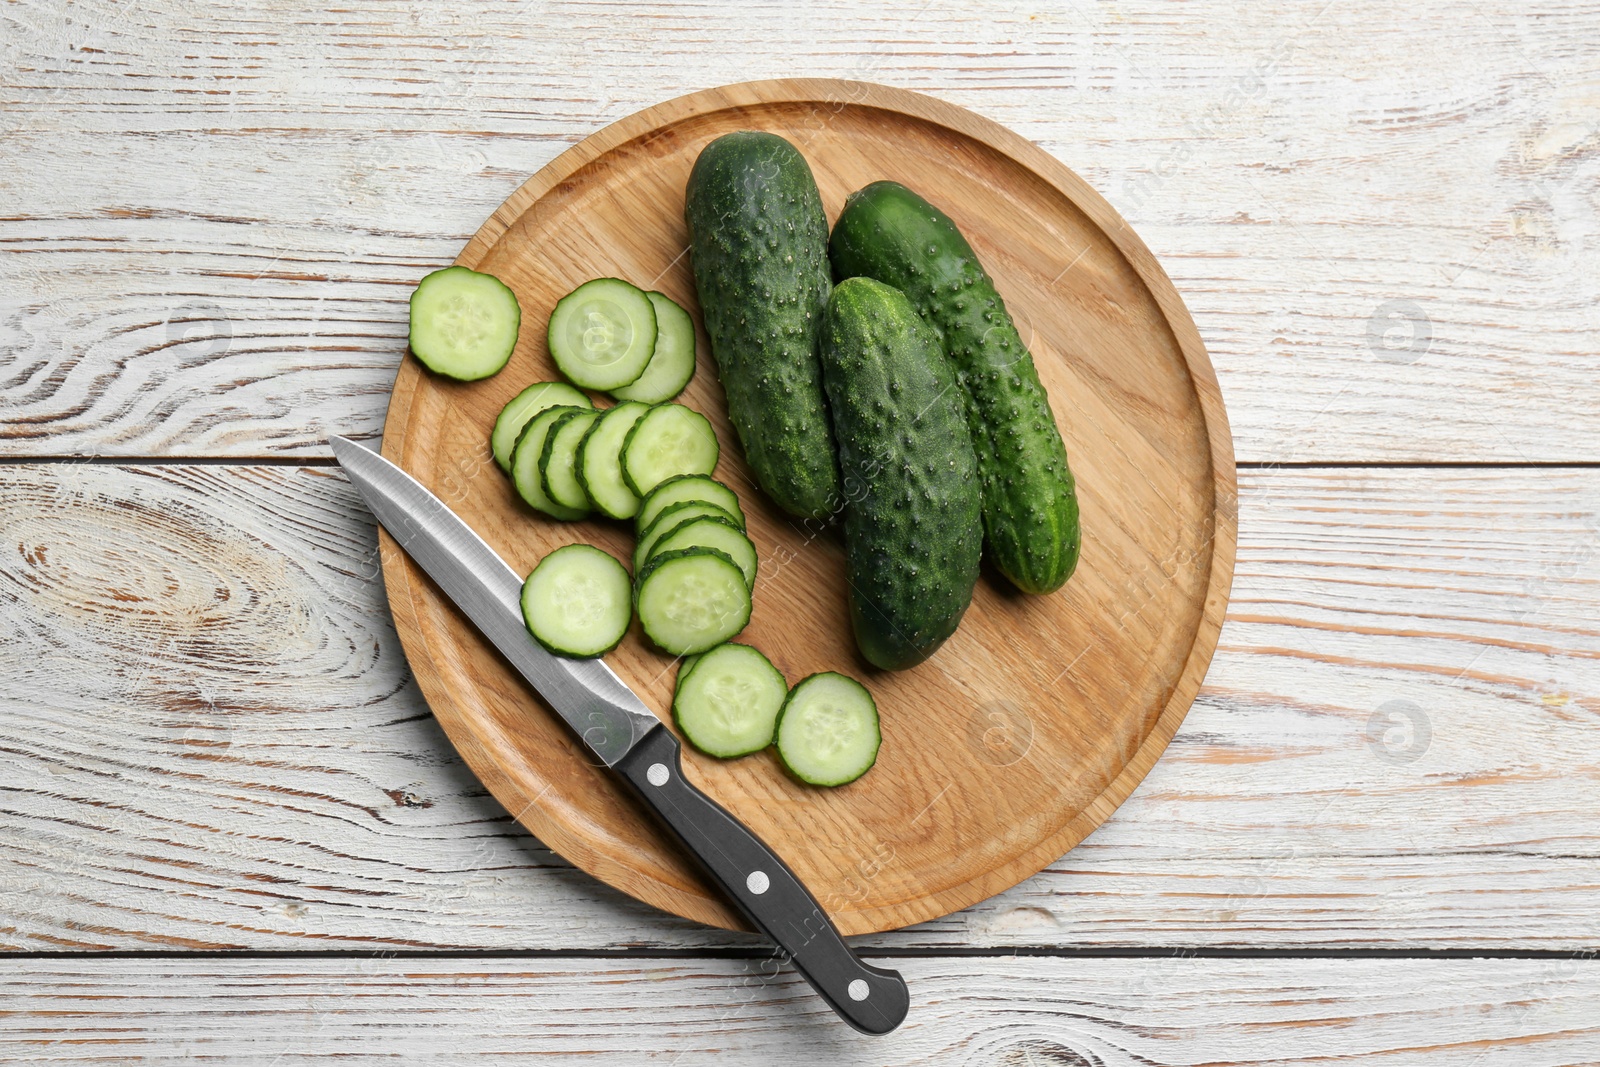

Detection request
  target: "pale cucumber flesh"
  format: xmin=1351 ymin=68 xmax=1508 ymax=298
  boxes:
xmin=546 ymin=278 xmax=657 ymax=391
xmin=611 ymin=291 xmax=697 ymax=403
xmin=636 ymin=474 xmax=745 ymax=533
xmin=520 ymin=544 xmax=632 ymax=658
xmin=409 ymin=266 xmax=522 ymax=381
xmin=492 ymin=381 xmax=591 ymax=474
xmin=621 ymin=403 xmax=719 ymax=497
xmin=672 ymin=642 xmax=787 ymax=758
xmin=775 ymin=672 xmax=880 ymax=787
xmin=634 ymin=548 xmax=751 ymax=656
xmin=577 ymin=401 xmax=651 ymax=519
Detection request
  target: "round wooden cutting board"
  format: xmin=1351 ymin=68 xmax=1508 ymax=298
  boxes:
xmin=379 ymin=79 xmax=1235 ymax=936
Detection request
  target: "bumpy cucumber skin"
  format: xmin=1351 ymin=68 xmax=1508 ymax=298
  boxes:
xmin=684 ymin=131 xmax=840 ymax=519
xmin=820 ymin=277 xmax=982 ymax=670
xmin=829 ymin=181 xmax=1081 ymax=595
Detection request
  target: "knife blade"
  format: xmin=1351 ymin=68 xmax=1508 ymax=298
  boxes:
xmin=331 ymin=436 xmax=909 ymax=1035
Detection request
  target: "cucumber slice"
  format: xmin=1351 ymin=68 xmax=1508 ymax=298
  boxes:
xmin=577 ymin=401 xmax=651 ymax=520
xmin=610 ymin=291 xmax=697 ymax=403
xmin=547 ymin=278 xmax=657 ymax=390
xmin=540 ymin=408 xmax=600 ymax=513
xmin=520 ymin=544 xmax=632 ymax=658
xmin=621 ymin=403 xmax=720 ymax=497
xmin=679 ymin=653 xmax=702 ymax=679
xmin=634 ymin=547 xmax=752 ymax=655
xmin=409 ymin=266 xmax=522 ymax=381
xmin=672 ymin=642 xmax=787 ymax=758
xmin=634 ymin=501 xmax=742 ymax=571
xmin=636 ymin=474 xmax=745 ymax=533
xmin=774 ymin=672 xmax=881 ymax=787
xmin=512 ymin=405 xmax=588 ymax=521
xmin=646 ymin=516 xmax=757 ymax=589
xmin=491 ymin=381 xmax=592 ymax=474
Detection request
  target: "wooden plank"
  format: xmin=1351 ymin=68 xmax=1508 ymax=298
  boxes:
xmin=2 ymin=955 xmax=1598 ymax=1064
xmin=2 ymin=464 xmax=1598 ymax=950
xmin=3 ymin=0 xmax=1597 ymax=461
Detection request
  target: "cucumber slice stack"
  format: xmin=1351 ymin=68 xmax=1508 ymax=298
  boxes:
xmin=634 ymin=500 xmax=743 ymax=572
xmin=491 ymin=283 xmax=709 ymax=521
xmin=546 ymin=278 xmax=696 ymax=401
xmin=612 ymin=291 xmax=698 ymax=404
xmin=540 ymin=409 xmax=601 ymax=515
xmin=577 ymin=401 xmax=651 ymax=520
xmin=628 ymin=475 xmax=756 ymax=654
xmin=491 ymin=381 xmax=591 ymax=473
xmin=512 ymin=405 xmax=590 ymax=521
xmin=621 ymin=403 xmax=719 ymax=497
xmin=636 ymin=474 xmax=745 ymax=532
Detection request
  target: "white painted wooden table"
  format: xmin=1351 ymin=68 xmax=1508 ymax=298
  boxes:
xmin=4 ymin=2 xmax=1599 ymax=1062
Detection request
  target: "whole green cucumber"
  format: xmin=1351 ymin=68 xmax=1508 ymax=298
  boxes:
xmin=829 ymin=181 xmax=1081 ymax=594
xmin=684 ymin=131 xmax=840 ymax=519
xmin=819 ymin=277 xmax=982 ymax=671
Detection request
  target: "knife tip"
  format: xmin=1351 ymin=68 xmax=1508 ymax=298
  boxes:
xmin=328 ymin=435 xmax=369 ymax=466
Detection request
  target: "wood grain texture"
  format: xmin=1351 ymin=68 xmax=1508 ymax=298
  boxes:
xmin=2 ymin=0 xmax=1597 ymax=461
xmin=379 ymin=78 xmax=1235 ymax=936
xmin=2 ymin=464 xmax=1596 ymax=951
xmin=2 ymin=956 xmax=1598 ymax=1064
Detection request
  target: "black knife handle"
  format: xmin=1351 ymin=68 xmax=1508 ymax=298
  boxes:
xmin=615 ymin=725 xmax=909 ymax=1034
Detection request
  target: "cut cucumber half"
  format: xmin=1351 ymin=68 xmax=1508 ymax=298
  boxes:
xmin=646 ymin=516 xmax=757 ymax=589
xmin=520 ymin=544 xmax=632 ymax=658
xmin=409 ymin=266 xmax=522 ymax=381
xmin=610 ymin=291 xmax=697 ymax=403
xmin=621 ymin=403 xmax=720 ymax=497
xmin=774 ymin=672 xmax=881 ymax=787
xmin=636 ymin=474 xmax=745 ymax=534
xmin=512 ymin=405 xmax=589 ymax=521
xmin=672 ymin=642 xmax=787 ymax=758
xmin=491 ymin=381 xmax=592 ymax=474
xmin=577 ymin=401 xmax=651 ymax=520
xmin=634 ymin=500 xmax=742 ymax=571
xmin=539 ymin=408 xmax=600 ymax=513
xmin=634 ymin=547 xmax=752 ymax=656
xmin=547 ymin=278 xmax=657 ymax=391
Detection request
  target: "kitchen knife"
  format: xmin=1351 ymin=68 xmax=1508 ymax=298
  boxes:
xmin=330 ymin=436 xmax=909 ymax=1035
